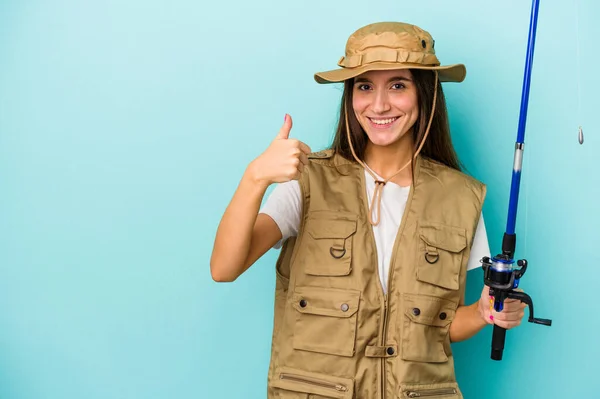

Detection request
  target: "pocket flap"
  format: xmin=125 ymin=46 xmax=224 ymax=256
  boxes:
xmin=293 ymin=286 xmax=360 ymax=318
xmin=403 ymin=294 xmax=456 ymax=327
xmin=419 ymin=223 xmax=467 ymax=253
xmin=307 ymin=218 xmax=357 ymax=240
xmin=272 ymin=366 xmax=354 ymax=399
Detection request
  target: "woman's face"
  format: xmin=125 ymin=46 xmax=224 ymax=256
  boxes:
xmin=352 ymin=69 xmax=419 ymax=148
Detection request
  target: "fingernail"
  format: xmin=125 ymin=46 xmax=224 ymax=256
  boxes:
xmin=284 ymin=114 xmax=288 ymax=122
xmin=490 ymin=315 xmax=494 ymax=321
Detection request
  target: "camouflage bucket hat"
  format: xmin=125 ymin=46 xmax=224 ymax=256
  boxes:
xmin=314 ymin=21 xmax=466 ymax=84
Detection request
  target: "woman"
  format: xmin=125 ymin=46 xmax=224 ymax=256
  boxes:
xmin=211 ymin=21 xmax=526 ymax=398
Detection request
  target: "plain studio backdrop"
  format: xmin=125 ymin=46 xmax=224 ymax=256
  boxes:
xmin=1 ymin=1 xmax=598 ymax=398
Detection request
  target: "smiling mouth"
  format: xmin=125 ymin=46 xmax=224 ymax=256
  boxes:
xmin=368 ymin=117 xmax=399 ymax=127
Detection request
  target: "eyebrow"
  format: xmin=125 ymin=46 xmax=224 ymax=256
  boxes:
xmin=354 ymin=76 xmax=413 ymax=84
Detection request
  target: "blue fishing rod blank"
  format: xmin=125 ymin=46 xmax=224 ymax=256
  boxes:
xmin=480 ymin=0 xmax=552 ymax=362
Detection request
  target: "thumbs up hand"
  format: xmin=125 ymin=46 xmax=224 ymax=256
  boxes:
xmin=248 ymin=114 xmax=312 ymax=187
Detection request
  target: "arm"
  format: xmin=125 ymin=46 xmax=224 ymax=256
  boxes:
xmin=449 ymin=215 xmax=526 ymax=342
xmin=209 ymin=171 xmax=281 ymax=282
xmin=449 ymin=299 xmax=488 ymax=343
xmin=210 ymin=114 xmax=311 ymax=282
xmin=450 ymin=216 xmax=491 ymax=342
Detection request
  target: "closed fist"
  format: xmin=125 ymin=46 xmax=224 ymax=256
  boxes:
xmin=249 ymin=114 xmax=312 ymax=185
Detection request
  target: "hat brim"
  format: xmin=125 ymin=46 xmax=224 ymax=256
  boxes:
xmin=314 ymin=62 xmax=466 ymax=84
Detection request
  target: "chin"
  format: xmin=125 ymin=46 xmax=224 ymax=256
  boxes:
xmin=365 ymin=131 xmax=402 ymax=147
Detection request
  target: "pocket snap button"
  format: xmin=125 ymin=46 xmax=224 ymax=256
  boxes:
xmin=341 ymin=303 xmax=349 ymax=312
xmin=439 ymin=312 xmax=447 ymax=320
xmin=412 ymin=308 xmax=421 ymax=316
xmin=299 ymin=299 xmax=307 ymax=308
xmin=386 ymin=347 xmax=395 ymax=356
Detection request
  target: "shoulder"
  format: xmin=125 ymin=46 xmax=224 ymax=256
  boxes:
xmin=300 ymin=149 xmax=359 ymax=194
xmin=421 ymin=157 xmax=484 ymax=187
xmin=420 ymin=157 xmax=486 ymax=201
xmin=307 ymin=149 xmax=356 ymax=168
xmin=307 ymin=149 xmax=335 ymax=160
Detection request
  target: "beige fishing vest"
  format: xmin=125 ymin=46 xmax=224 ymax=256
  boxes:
xmin=267 ymin=150 xmax=486 ymax=399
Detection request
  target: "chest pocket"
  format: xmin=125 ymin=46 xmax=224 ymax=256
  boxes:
xmin=417 ymin=223 xmax=467 ymax=290
xmin=302 ymin=216 xmax=357 ymax=277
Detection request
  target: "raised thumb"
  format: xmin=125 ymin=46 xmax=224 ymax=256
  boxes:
xmin=276 ymin=114 xmax=293 ymax=139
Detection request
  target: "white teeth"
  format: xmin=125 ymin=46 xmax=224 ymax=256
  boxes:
xmin=370 ymin=117 xmax=397 ymax=125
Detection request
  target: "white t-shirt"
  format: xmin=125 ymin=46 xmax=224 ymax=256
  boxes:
xmin=259 ymin=169 xmax=490 ymax=293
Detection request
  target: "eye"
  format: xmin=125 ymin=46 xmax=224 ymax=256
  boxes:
xmin=356 ymin=83 xmax=371 ymax=91
xmin=391 ymin=82 xmax=406 ymax=90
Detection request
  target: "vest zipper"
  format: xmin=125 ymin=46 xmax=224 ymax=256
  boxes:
xmin=361 ymin=167 xmax=416 ymax=399
xmin=360 ymin=170 xmax=388 ymax=399
xmin=382 ymin=174 xmax=415 ymax=399
xmin=279 ymin=373 xmax=348 ymax=392
xmin=381 ymin=294 xmax=388 ymax=399
xmin=404 ymin=387 xmax=458 ymax=398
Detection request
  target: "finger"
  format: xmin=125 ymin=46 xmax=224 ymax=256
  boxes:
xmin=502 ymin=302 xmax=524 ymax=310
xmin=502 ymin=302 xmax=527 ymax=312
xmin=492 ymin=309 xmax=525 ymax=323
xmin=494 ymin=316 xmax=523 ymax=328
xmin=482 ymin=296 xmax=495 ymax=324
xmin=493 ymin=318 xmax=522 ymax=330
xmin=504 ymin=298 xmax=523 ymax=304
xmin=299 ymin=141 xmax=312 ymax=155
xmin=276 ymin=114 xmax=293 ymax=139
xmin=299 ymin=152 xmax=309 ymax=166
xmin=481 ymin=306 xmax=494 ymax=325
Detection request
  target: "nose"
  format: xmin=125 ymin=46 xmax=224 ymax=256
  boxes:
xmin=372 ymin=88 xmax=391 ymax=114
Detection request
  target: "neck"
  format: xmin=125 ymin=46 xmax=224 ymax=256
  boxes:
xmin=363 ymin=133 xmax=414 ymax=186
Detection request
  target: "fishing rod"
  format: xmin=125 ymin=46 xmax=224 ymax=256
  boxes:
xmin=480 ymin=0 xmax=552 ymax=361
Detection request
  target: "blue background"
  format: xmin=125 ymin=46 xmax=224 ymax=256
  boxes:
xmin=1 ymin=0 xmax=597 ymax=398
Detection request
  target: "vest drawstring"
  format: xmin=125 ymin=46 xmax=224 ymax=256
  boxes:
xmin=369 ymin=180 xmax=386 ymax=226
